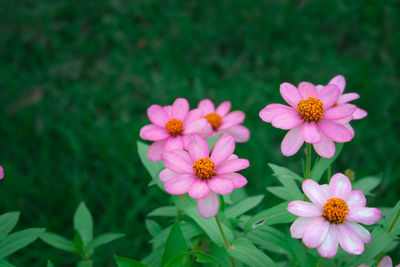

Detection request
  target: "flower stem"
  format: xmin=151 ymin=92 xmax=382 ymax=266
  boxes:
xmin=305 ymin=143 xmax=312 ymax=179
xmin=215 ymin=214 xmax=235 ymax=267
xmin=327 ymin=165 xmax=332 ymax=183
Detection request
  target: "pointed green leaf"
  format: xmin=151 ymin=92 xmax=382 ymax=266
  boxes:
xmin=353 ymin=176 xmax=381 ymax=196
xmin=228 ymin=238 xmax=276 ymax=267
xmin=266 ymin=186 xmax=292 ymax=201
xmin=73 ymin=202 xmax=93 ymax=247
xmin=77 ymin=260 xmax=92 ymax=267
xmin=148 ymin=206 xmax=178 ymax=217
xmin=0 ymin=228 xmax=45 ymax=258
xmin=268 ymin=164 xmax=303 ymax=200
xmin=191 ymin=250 xmax=218 ymax=263
xmin=161 ymin=222 xmax=188 ymax=266
xmin=383 ymin=200 xmax=400 ymax=235
xmin=247 ymin=226 xmax=290 ymax=254
xmin=47 ymin=260 xmax=55 ymax=267
xmin=0 ymin=259 xmax=15 ymax=267
xmin=145 ymin=219 xmax=162 ymax=237
xmin=0 ymin=212 xmax=20 ymax=241
xmin=137 ymin=141 xmax=165 ymax=189
xmin=40 ymin=232 xmax=77 ymax=254
xmin=114 ymin=255 xmax=148 ymax=267
xmin=310 ymin=143 xmax=343 ymax=182
xmin=224 ymin=195 xmax=264 ymax=218
xmin=86 ymin=232 xmax=125 ymax=252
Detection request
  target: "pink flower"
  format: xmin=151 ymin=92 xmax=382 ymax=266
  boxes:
xmin=287 ymin=173 xmax=381 ymax=258
xmin=197 ymin=99 xmax=250 ymax=142
xmin=0 ymin=166 xmax=3 ymax=179
xmin=140 ymin=98 xmax=212 ymax=162
xmin=160 ymin=135 xmax=249 ymax=218
xmin=259 ymin=82 xmax=356 ymax=158
xmin=359 ymin=256 xmax=400 ymax=267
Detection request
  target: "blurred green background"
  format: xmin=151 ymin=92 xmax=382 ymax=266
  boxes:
xmin=0 ymin=0 xmax=399 ymax=265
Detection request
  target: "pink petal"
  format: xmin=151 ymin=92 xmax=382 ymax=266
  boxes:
xmin=335 ymin=116 xmax=353 ymax=124
xmin=165 ymin=136 xmax=185 ymax=151
xmin=338 ymin=93 xmax=360 ymax=104
xmin=329 ymin=173 xmax=352 ymax=200
xmin=184 ymin=108 xmax=204 ymax=125
xmin=298 ymin=81 xmax=315 ymax=90
xmin=347 ymin=207 xmax=382 ymax=225
xmin=173 ymin=150 xmax=194 ymax=165
xmin=318 ymin=84 xmax=340 ymax=109
xmin=219 ymin=111 xmax=245 ymax=130
xmin=210 ymin=135 xmax=235 ymax=166
xmin=316 ymin=85 xmax=324 ymax=92
xmin=324 ymin=104 xmax=356 ymax=120
xmin=189 ymin=179 xmax=210 ymax=199
xmin=0 ymin=166 xmax=3 ymax=180
xmin=198 ymin=99 xmax=215 ymax=114
xmin=162 ymin=151 xmax=194 ymax=174
xmin=347 ymin=189 xmax=366 ymax=208
xmin=344 ymin=123 xmax=355 ymax=138
xmin=299 ymin=84 xmax=318 ymax=98
xmin=378 ymin=256 xmax=393 ymax=267
xmin=172 ymin=98 xmax=189 ymax=120
xmin=321 ymin=184 xmax=330 ymax=198
xmin=147 ymin=140 xmax=166 ymax=162
xmin=147 ymin=105 xmax=170 ymax=127
xmin=184 ymin=118 xmax=210 ymax=136
xmin=215 ymin=159 xmax=249 ymax=174
xmin=228 ymin=154 xmax=238 ymax=160
xmin=352 ymin=108 xmax=367 ymax=120
xmin=301 ymin=122 xmax=322 ymax=144
xmin=159 ymin=168 xmax=180 ymax=182
xmin=164 ymin=175 xmax=196 ymax=195
xmin=302 ymin=179 xmax=328 ymax=207
xmin=259 ymin=104 xmax=293 ymax=123
xmin=317 ymin=224 xmax=338 ymax=258
xmin=221 ymin=125 xmax=250 ymax=143
xmin=187 ymin=135 xmax=210 ymax=160
xmin=336 ymin=224 xmax=364 ymax=255
xmin=208 ymin=177 xmax=234 ymax=195
xmin=313 ymin=132 xmax=335 ymax=158
xmin=140 ymin=125 xmax=169 ymax=141
xmin=346 ymin=222 xmax=371 ymax=243
xmin=280 ymin=82 xmax=303 ymax=107
xmin=197 ymin=191 xmax=219 ymax=218
xmin=287 ymin=201 xmax=322 ymax=217
xmin=216 ymin=173 xmax=247 ymax=188
xmin=271 ymin=110 xmax=303 ymax=130
xmin=216 ymin=101 xmax=231 ymax=117
xmin=164 ymin=105 xmax=173 ymax=117
xmin=318 ymin=120 xmax=353 ymax=142
xmin=302 ymin=217 xmax=330 ymax=248
xmin=290 ymin=217 xmax=316 ymax=238
xmin=281 ymin=126 xmax=304 ymax=157
xmin=329 ymin=75 xmax=346 ymax=94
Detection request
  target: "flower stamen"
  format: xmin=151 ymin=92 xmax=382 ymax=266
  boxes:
xmin=193 ymin=158 xmax=216 ymax=180
xmin=165 ymin=119 xmax=184 ymax=137
xmin=205 ymin=113 xmax=223 ymax=131
xmin=297 ymin=97 xmax=324 ymax=122
xmin=322 ymin=198 xmax=349 ymax=224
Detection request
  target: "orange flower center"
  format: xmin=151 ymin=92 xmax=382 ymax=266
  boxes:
xmin=322 ymin=198 xmax=349 ymax=224
xmin=192 ymin=158 xmax=216 ymax=180
xmin=165 ymin=119 xmax=184 ymax=137
xmin=296 ymin=97 xmax=324 ymax=122
xmin=205 ymin=113 xmax=223 ymax=131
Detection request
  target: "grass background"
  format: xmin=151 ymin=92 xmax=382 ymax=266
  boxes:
xmin=0 ymin=0 xmax=399 ymax=265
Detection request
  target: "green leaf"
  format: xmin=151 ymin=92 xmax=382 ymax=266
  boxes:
xmin=161 ymin=222 xmax=189 ymax=266
xmin=247 ymin=226 xmax=290 ymax=254
xmin=114 ymin=255 xmax=149 ymax=267
xmin=73 ymin=202 xmax=93 ymax=247
xmin=77 ymin=261 xmax=92 ymax=267
xmin=137 ymin=141 xmax=165 ymax=189
xmin=286 ymin=236 xmax=310 ymax=267
xmin=268 ymin=163 xmax=303 ymax=181
xmin=268 ymin=164 xmax=303 ymax=200
xmin=206 ymin=134 xmax=221 ymax=149
xmin=191 ymin=250 xmax=218 ymax=263
xmin=86 ymin=232 xmax=125 ymax=252
xmin=0 ymin=259 xmax=15 ymax=267
xmin=40 ymin=232 xmax=77 ymax=254
xmin=150 ymin=221 xmax=202 ymax=248
xmin=145 ymin=219 xmax=162 ymax=237
xmin=0 ymin=212 xmax=20 ymax=241
xmin=210 ymin=243 xmax=232 ymax=267
xmin=353 ymin=176 xmax=381 ymax=196
xmin=47 ymin=260 xmax=55 ymax=267
xmin=141 ymin=246 xmax=163 ymax=267
xmin=310 ymin=143 xmax=343 ymax=182
xmin=148 ymin=206 xmax=178 ymax=217
xmin=224 ymin=195 xmax=264 ymax=218
xmin=164 ymin=253 xmax=189 ymax=267
xmin=266 ymin=186 xmax=292 ymax=201
xmin=383 ymin=200 xmax=400 ymax=235
xmin=227 ymin=238 xmax=276 ymax=267
xmin=244 ymin=202 xmax=296 ymax=232
xmin=0 ymin=228 xmax=45 ymax=258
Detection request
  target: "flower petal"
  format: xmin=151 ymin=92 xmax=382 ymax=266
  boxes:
xmin=216 ymin=173 xmax=247 ymax=188
xmin=184 ymin=108 xmax=204 ymax=125
xmin=352 ymin=108 xmax=367 ymax=120
xmin=184 ymin=118 xmax=211 ymax=136
xmin=378 ymin=256 xmax=393 ymax=267
xmin=346 ymin=222 xmax=371 ymax=243
xmin=324 ymin=104 xmax=356 ymax=120
xmin=280 ymin=82 xmax=303 ymax=107
xmin=281 ymin=126 xmax=304 ymax=157
xmin=313 ymin=132 xmax=335 ymax=158
xmin=336 ymin=223 xmax=364 ymax=255
xmin=165 ymin=136 xmax=185 ymax=151
xmin=159 ymin=168 xmax=180 ymax=182
xmin=287 ymin=201 xmax=322 ymax=217
xmin=215 ymin=159 xmax=249 ymax=174
xmin=302 ymin=217 xmax=330 ymax=248
xmin=189 ymin=179 xmax=210 ymax=199
xmin=147 ymin=140 xmax=166 ymax=162
xmin=328 ymin=75 xmax=346 ymax=94
xmin=271 ymin=110 xmax=303 ymax=130
xmin=338 ymin=93 xmax=360 ymax=104
xmin=329 ymin=173 xmax=352 ymax=200
xmin=162 ymin=150 xmax=194 ymax=174
xmin=346 ymin=189 xmax=366 ymax=208
xmin=298 ymin=81 xmax=315 ymax=90
xmin=219 ymin=111 xmax=245 ymax=130
xmin=216 ymin=101 xmax=231 ymax=117
xmin=318 ymin=120 xmax=353 ymax=142
xmin=208 ymin=177 xmax=234 ymax=195
xmin=140 ymin=125 xmax=170 ymax=141
xmin=347 ymin=207 xmax=382 ymax=225
xmin=318 ymin=84 xmax=340 ymax=109
xmin=210 ymin=135 xmax=235 ymax=166
xmin=290 ymin=217 xmax=316 ymax=238
xmin=147 ymin=104 xmax=170 ymax=127
xmin=0 ymin=166 xmax=3 ymax=180
xmin=302 ymin=179 xmax=328 ymax=207
xmin=299 ymin=84 xmax=318 ymax=98
xmin=221 ymin=125 xmax=250 ymax=143
xmin=259 ymin=104 xmax=293 ymax=123
xmin=164 ymin=105 xmax=172 ymax=117
xmin=344 ymin=123 xmax=355 ymax=138
xmin=317 ymin=224 xmax=338 ymax=258
xmin=197 ymin=191 xmax=219 ymax=218
xmin=301 ymin=122 xmax=322 ymax=144
xmin=198 ymin=99 xmax=215 ymax=114
xmin=188 ymin=135 xmax=210 ymax=160
xmin=164 ymin=175 xmax=196 ymax=195
xmin=172 ymin=98 xmax=189 ymax=120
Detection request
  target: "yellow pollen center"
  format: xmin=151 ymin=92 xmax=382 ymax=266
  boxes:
xmin=165 ymin=119 xmax=184 ymax=137
xmin=192 ymin=158 xmax=216 ymax=180
xmin=205 ymin=113 xmax=223 ymax=131
xmin=322 ymin=198 xmax=349 ymax=224
xmin=296 ymin=97 xmax=324 ymax=122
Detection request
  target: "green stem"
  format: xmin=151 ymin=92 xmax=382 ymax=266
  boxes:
xmin=305 ymin=143 xmax=312 ymax=179
xmin=327 ymin=165 xmax=332 ymax=183
xmin=315 ymin=256 xmax=323 ymax=267
xmin=215 ymin=215 xmax=235 ymax=267
xmin=376 ymin=209 xmax=400 ymax=262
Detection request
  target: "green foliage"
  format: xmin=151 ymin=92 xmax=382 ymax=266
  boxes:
xmin=310 ymin=143 xmax=343 ymax=182
xmin=268 ymin=164 xmax=303 ymax=200
xmin=228 ymin=238 xmax=275 ymax=267
xmin=224 ymin=195 xmax=264 ymax=218
xmin=383 ymin=201 xmax=400 ymax=235
xmin=137 ymin=141 xmax=165 ymax=189
xmin=161 ymin=222 xmax=188 ymax=266
xmin=74 ymin=202 xmax=94 ymax=247
xmin=0 ymin=228 xmax=45 ymax=258
xmin=353 ymin=176 xmax=381 ymax=196
xmin=114 ymin=255 xmax=148 ymax=267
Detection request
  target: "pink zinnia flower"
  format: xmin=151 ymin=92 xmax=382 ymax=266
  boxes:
xmin=259 ymin=82 xmax=356 ymax=158
xmin=359 ymin=256 xmax=400 ymax=267
xmin=287 ymin=173 xmax=381 ymax=258
xmin=0 ymin=166 xmax=3 ymax=179
xmin=140 ymin=98 xmax=212 ymax=162
xmin=160 ymin=134 xmax=249 ymax=218
xmin=197 ymin=99 xmax=250 ymax=142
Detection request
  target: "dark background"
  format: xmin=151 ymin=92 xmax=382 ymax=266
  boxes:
xmin=0 ymin=0 xmax=399 ymax=265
